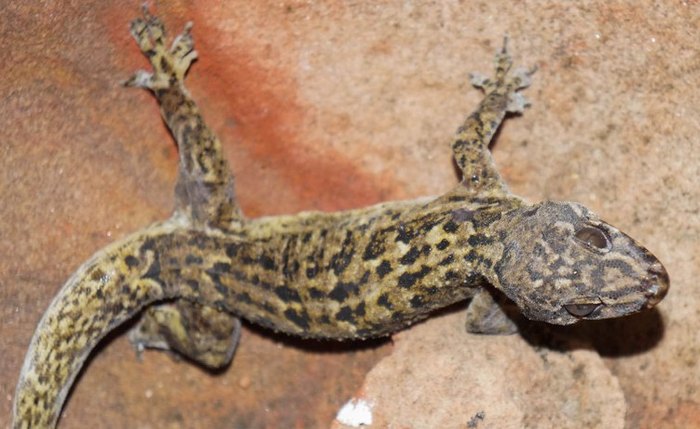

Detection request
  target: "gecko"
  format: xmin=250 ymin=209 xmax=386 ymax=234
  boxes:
xmin=13 ymin=9 xmax=669 ymax=428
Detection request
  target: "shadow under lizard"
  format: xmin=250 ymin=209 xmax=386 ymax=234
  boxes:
xmin=13 ymin=9 xmax=669 ymax=428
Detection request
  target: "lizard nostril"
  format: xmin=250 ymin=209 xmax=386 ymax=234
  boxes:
xmin=644 ymin=263 xmax=670 ymax=308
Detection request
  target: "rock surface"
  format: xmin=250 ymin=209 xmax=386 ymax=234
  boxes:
xmin=332 ymin=311 xmax=626 ymax=429
xmin=1 ymin=1 xmax=699 ymax=428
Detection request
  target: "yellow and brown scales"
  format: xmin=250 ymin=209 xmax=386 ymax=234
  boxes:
xmin=13 ymin=9 xmax=669 ymax=429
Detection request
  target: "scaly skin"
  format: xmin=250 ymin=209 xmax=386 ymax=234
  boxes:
xmin=13 ymin=9 xmax=669 ymax=428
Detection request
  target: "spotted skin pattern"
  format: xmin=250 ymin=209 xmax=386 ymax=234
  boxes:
xmin=13 ymin=10 xmax=669 ymax=428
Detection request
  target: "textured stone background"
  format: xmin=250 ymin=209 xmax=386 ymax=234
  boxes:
xmin=1 ymin=1 xmax=698 ymax=428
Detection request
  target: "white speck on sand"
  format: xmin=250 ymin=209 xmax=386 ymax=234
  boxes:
xmin=336 ymin=398 xmax=373 ymax=427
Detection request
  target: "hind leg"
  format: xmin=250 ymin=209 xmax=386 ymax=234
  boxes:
xmin=129 ymin=301 xmax=241 ymax=369
xmin=125 ymin=8 xmax=243 ymax=366
xmin=125 ymin=7 xmax=241 ymax=229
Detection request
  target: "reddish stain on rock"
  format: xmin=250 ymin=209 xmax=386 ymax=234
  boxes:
xmin=189 ymin=20 xmax=389 ymax=215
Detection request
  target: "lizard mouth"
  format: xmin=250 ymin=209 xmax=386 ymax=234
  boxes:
xmin=563 ymin=261 xmax=670 ymax=320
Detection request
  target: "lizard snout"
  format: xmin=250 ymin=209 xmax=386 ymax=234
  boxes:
xmin=643 ymin=262 xmax=669 ymax=308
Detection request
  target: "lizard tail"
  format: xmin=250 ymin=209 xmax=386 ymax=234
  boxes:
xmin=12 ymin=219 xmax=185 ymax=428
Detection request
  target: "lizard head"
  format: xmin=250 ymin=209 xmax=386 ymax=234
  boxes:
xmin=492 ymin=201 xmax=669 ymax=325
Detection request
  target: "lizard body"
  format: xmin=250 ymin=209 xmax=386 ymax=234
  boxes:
xmin=13 ymin=10 xmax=669 ymax=428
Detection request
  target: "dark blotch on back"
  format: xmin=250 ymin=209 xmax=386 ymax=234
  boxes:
xmin=410 ymin=295 xmax=424 ymax=308
xmin=400 ymin=246 xmax=421 ymax=265
xmin=330 ymin=231 xmax=355 ymax=275
xmin=336 ymin=306 xmax=355 ymax=323
xmin=377 ymin=293 xmax=393 ymax=310
xmin=436 ymin=239 xmax=450 ymax=250
xmin=143 ymin=259 xmax=161 ymax=280
xmin=124 ymin=255 xmax=139 ymax=268
xmin=309 ymin=287 xmax=324 ymax=299
xmin=438 ymin=255 xmax=454 ymax=266
xmin=140 ymin=238 xmax=157 ymax=252
xmin=187 ymin=234 xmax=208 ymax=249
xmin=355 ymin=302 xmax=366 ymax=317
xmin=259 ymin=254 xmax=276 ymax=271
xmin=225 ymin=243 xmax=240 ymax=258
xmin=442 ymin=220 xmax=459 ymax=233
xmin=211 ymin=261 xmax=232 ymax=273
xmin=363 ymin=231 xmax=386 ymax=261
xmin=306 ymin=265 xmax=318 ymax=279
xmin=395 ymin=224 xmax=416 ymax=244
xmin=329 ymin=282 xmax=359 ymax=302
xmin=284 ymin=308 xmax=310 ymax=330
xmin=398 ymin=265 xmax=432 ymax=288
xmin=184 ymin=254 xmax=203 ymax=265
xmin=262 ymin=301 xmax=277 ymax=315
xmin=274 ymin=285 xmax=302 ymax=303
xmin=376 ymin=260 xmax=393 ymax=278
xmin=467 ymin=233 xmax=494 ymax=246
xmin=237 ymin=292 xmax=253 ymax=304
xmin=416 ymin=215 xmax=442 ymax=234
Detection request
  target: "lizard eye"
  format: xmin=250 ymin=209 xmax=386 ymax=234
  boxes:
xmin=574 ymin=226 xmax=611 ymax=252
xmin=564 ymin=303 xmax=601 ymax=318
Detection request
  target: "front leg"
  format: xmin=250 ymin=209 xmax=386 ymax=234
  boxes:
xmin=452 ymin=40 xmax=535 ymax=195
xmin=465 ymin=287 xmax=520 ymax=335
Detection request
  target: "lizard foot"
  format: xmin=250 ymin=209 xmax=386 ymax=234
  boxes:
xmin=123 ymin=6 xmax=197 ymax=89
xmin=468 ymin=37 xmax=537 ymax=114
